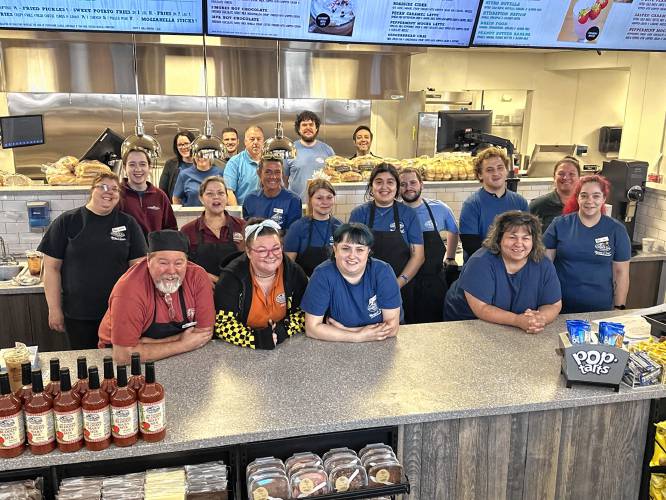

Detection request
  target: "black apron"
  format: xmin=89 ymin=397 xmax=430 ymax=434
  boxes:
xmin=368 ymin=203 xmax=415 ymax=324
xmin=412 ymin=202 xmax=449 ymax=324
xmin=295 ymin=217 xmax=332 ymax=276
xmin=189 ymin=216 xmax=240 ymax=277
xmin=143 ymin=287 xmax=193 ymax=340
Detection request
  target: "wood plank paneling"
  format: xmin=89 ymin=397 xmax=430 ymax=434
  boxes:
xmin=27 ymin=293 xmax=69 ymax=352
xmin=456 ymin=417 xmax=489 ymax=500
xmin=0 ymin=294 xmax=33 ymax=348
xmin=402 ymin=423 xmax=423 ymax=500
xmin=420 ymin=419 xmax=459 ymax=500
xmin=505 ymin=412 xmax=529 ymax=500
xmin=554 ymin=407 xmax=580 ymax=500
xmin=486 ymin=413 xmax=512 ymax=500
xmin=523 ymin=410 xmax=562 ymax=500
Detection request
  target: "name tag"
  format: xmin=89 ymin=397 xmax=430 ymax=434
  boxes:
xmin=595 ymin=236 xmax=609 ymax=243
xmin=111 ymin=225 xmax=127 ymax=233
xmin=273 ymin=208 xmax=284 ymax=214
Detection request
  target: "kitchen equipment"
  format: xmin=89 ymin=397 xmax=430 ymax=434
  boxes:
xmin=120 ymin=34 xmax=161 ymax=166
xmin=600 ymin=159 xmax=648 ymax=249
xmin=190 ymin=35 xmax=223 ymax=160
xmin=525 ymin=144 xmax=577 ymax=177
xmin=263 ymin=40 xmax=296 ymax=160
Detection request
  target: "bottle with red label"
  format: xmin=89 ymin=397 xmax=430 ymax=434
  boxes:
xmin=82 ymin=366 xmax=111 ymax=451
xmin=14 ymin=361 xmax=33 ymax=405
xmin=45 ymin=358 xmax=61 ymax=398
xmin=24 ymin=369 xmax=56 ymax=455
xmin=101 ymin=356 xmax=117 ymax=396
xmin=53 ymin=368 xmax=83 ymax=453
xmin=73 ymin=357 xmax=89 ymax=399
xmin=128 ymin=353 xmax=145 ymax=393
xmin=138 ymin=361 xmax=166 ymax=442
xmin=110 ymin=365 xmax=138 ymax=447
xmin=0 ymin=371 xmax=25 ymax=458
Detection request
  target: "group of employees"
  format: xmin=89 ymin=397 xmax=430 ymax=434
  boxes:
xmin=34 ymin=110 xmax=632 ymax=362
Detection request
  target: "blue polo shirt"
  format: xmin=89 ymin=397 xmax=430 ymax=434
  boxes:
xmin=443 ymin=248 xmax=561 ymax=321
xmin=285 ymin=140 xmax=335 ymax=201
xmin=348 ymin=202 xmax=424 ymax=246
xmin=223 ymin=150 xmax=260 ymax=205
xmin=301 ymin=258 xmax=402 ymax=328
xmin=242 ymin=188 xmax=303 ymax=231
xmin=543 ymin=214 xmax=631 ymax=313
xmin=284 ymin=216 xmax=343 ymax=254
xmin=414 ymin=199 xmax=459 ymax=233
xmin=173 ymin=166 xmax=223 ymax=207
xmin=459 ymin=188 xmax=529 ymax=238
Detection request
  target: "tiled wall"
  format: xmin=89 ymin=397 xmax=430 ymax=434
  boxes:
xmin=635 ymin=185 xmax=666 ymax=249
xmin=0 ymin=180 xmax=555 ymax=255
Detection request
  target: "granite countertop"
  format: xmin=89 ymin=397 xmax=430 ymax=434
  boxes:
xmin=2 ymin=311 xmax=665 ymax=471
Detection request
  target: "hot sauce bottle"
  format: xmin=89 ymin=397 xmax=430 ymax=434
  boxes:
xmin=0 ymin=371 xmax=25 ymax=458
xmin=81 ymin=366 xmax=111 ymax=451
xmin=24 ymin=369 xmax=56 ymax=455
xmin=45 ymin=358 xmax=61 ymax=398
xmin=73 ymin=357 xmax=89 ymax=399
xmin=14 ymin=361 xmax=33 ymax=405
xmin=53 ymin=368 xmax=83 ymax=453
xmin=138 ymin=361 xmax=166 ymax=443
xmin=110 ymin=365 xmax=138 ymax=447
xmin=128 ymin=353 xmax=145 ymax=393
xmin=100 ymin=356 xmax=117 ymax=396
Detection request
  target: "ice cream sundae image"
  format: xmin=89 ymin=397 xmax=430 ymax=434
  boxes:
xmin=309 ymin=0 xmax=355 ymax=36
xmin=573 ymin=0 xmax=611 ymax=41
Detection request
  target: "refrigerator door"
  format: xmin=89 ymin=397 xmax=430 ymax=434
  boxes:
xmin=416 ymin=112 xmax=438 ymax=157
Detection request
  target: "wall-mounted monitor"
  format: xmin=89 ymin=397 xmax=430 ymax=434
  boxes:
xmin=437 ymin=110 xmax=492 ymax=152
xmin=207 ymin=0 xmax=481 ymax=47
xmin=0 ymin=1 xmax=203 ymax=35
xmin=472 ymin=0 xmax=666 ymax=51
xmin=0 ymin=115 xmax=44 ymax=149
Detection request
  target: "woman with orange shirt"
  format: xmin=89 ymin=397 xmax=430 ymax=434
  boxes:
xmin=213 ymin=218 xmax=308 ymax=349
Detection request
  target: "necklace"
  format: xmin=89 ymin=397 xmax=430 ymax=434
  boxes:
xmin=255 ymin=271 xmax=276 ymax=279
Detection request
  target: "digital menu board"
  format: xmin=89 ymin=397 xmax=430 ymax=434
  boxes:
xmin=206 ymin=0 xmax=481 ymax=47
xmin=0 ymin=0 xmax=203 ymax=34
xmin=473 ymin=0 xmax=666 ymax=51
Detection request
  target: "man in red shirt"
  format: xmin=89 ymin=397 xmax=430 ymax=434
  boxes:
xmin=98 ymin=230 xmax=214 ymax=363
xmin=119 ymin=147 xmax=177 ymax=237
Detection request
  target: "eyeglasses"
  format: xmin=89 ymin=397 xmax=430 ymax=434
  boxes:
xmin=249 ymin=245 xmax=282 ymax=258
xmin=177 ymin=142 xmax=191 ymax=149
xmin=94 ymin=184 xmax=120 ymax=193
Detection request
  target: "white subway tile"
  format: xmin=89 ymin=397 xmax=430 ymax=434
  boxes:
xmin=61 ymin=194 xmax=88 ymax=201
xmin=0 ymin=195 xmax=14 ymax=201
xmin=0 ymin=234 xmax=19 ymax=243
xmin=5 ymin=222 xmax=29 ymax=234
xmin=19 ymin=233 xmax=45 ymax=243
xmin=2 ymin=201 xmax=27 ymax=211
xmin=49 ymin=199 xmax=76 ymax=211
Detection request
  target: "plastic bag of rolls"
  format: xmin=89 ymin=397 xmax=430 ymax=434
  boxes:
xmin=324 ymin=155 xmax=362 ymax=182
xmin=43 ymin=155 xmax=79 ymax=185
xmin=352 ymin=155 xmax=383 ymax=181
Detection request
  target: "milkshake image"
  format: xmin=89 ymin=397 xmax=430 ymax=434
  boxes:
xmin=559 ymin=0 xmax=613 ymax=43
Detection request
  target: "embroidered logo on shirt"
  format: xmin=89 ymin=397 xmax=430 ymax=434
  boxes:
xmin=424 ymin=220 xmax=435 ymax=231
xmin=389 ymin=221 xmax=406 ymax=234
xmin=594 ymin=236 xmax=612 ymax=257
xmin=187 ymin=308 xmax=196 ymax=321
xmin=368 ymin=295 xmax=380 ymax=319
xmin=271 ymin=208 xmax=285 ymax=226
xmin=316 ymin=157 xmax=325 ymax=164
xmin=276 ymin=293 xmax=287 ymax=305
xmin=147 ymin=205 xmax=161 ymax=211
xmin=110 ymin=226 xmax=127 ymax=241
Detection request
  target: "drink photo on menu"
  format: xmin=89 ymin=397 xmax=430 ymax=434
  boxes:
xmin=309 ymin=0 xmax=355 ymax=36
xmin=557 ymin=0 xmax=622 ymax=43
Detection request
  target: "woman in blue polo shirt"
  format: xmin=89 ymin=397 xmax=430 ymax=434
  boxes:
xmin=284 ymin=179 xmax=342 ymax=276
xmin=172 ymin=152 xmax=224 ymax=207
xmin=444 ymin=211 xmax=562 ymax=333
xmin=302 ymin=223 xmax=401 ymax=342
xmin=348 ymin=163 xmax=424 ymax=324
xmin=543 ymin=174 xmax=631 ymax=313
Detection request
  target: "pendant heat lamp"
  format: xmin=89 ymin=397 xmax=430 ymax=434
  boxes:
xmin=190 ymin=35 xmax=223 ymax=160
xmin=263 ymin=40 xmax=296 ymax=160
xmin=121 ymin=35 xmax=162 ymax=163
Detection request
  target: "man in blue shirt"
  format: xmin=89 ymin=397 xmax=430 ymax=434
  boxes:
xmin=285 ymin=111 xmax=335 ymax=201
xmin=459 ymin=147 xmax=528 ymax=260
xmin=223 ymin=126 xmax=264 ymax=205
xmin=243 ymin=155 xmax=303 ymax=231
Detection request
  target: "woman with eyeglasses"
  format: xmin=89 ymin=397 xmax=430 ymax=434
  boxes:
xmin=444 ymin=211 xmax=562 ymax=334
xmin=213 ymin=218 xmax=308 ymax=349
xmin=302 ymin=223 xmax=401 ymax=342
xmin=348 ymin=163 xmax=424 ymax=324
xmin=159 ymin=131 xmax=196 ymax=199
xmin=38 ymin=172 xmax=147 ymax=349
xmin=529 ymin=156 xmax=581 ymax=230
xmin=180 ymin=176 xmax=246 ymax=285
xmin=544 ymin=175 xmax=631 ymax=313
xmin=172 ymin=147 xmax=226 ymax=207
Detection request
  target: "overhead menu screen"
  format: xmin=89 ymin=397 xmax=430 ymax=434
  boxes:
xmin=473 ymin=0 xmax=666 ymax=51
xmin=0 ymin=0 xmax=203 ymax=34
xmin=206 ymin=0 xmax=481 ymax=47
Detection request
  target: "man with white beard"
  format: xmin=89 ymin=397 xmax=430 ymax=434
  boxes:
xmin=98 ymin=230 xmax=214 ymax=362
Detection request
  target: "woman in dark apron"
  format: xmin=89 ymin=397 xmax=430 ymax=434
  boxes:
xmin=285 ymin=179 xmax=342 ymax=276
xmin=348 ymin=163 xmax=425 ymax=324
xmin=180 ymin=176 xmax=245 ymax=285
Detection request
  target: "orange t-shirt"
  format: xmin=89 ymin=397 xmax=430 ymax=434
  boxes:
xmin=246 ymin=264 xmax=287 ymax=329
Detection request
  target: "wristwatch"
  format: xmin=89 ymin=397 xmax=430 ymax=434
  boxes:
xmin=400 ymin=274 xmax=409 ymax=283
xmin=614 ymin=304 xmax=626 ymax=310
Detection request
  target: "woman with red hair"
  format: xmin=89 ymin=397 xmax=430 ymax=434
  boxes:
xmin=543 ymin=175 xmax=631 ymax=313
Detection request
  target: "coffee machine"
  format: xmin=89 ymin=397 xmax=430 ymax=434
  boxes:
xmin=600 ymin=159 xmax=648 ymax=248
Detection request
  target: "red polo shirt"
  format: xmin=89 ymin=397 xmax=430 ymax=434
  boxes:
xmin=180 ymin=211 xmax=246 ymax=254
xmin=119 ymin=181 xmax=178 ymax=236
xmin=98 ymin=258 xmax=214 ymax=347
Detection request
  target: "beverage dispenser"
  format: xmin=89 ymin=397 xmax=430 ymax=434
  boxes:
xmin=600 ymin=159 xmax=648 ymax=248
